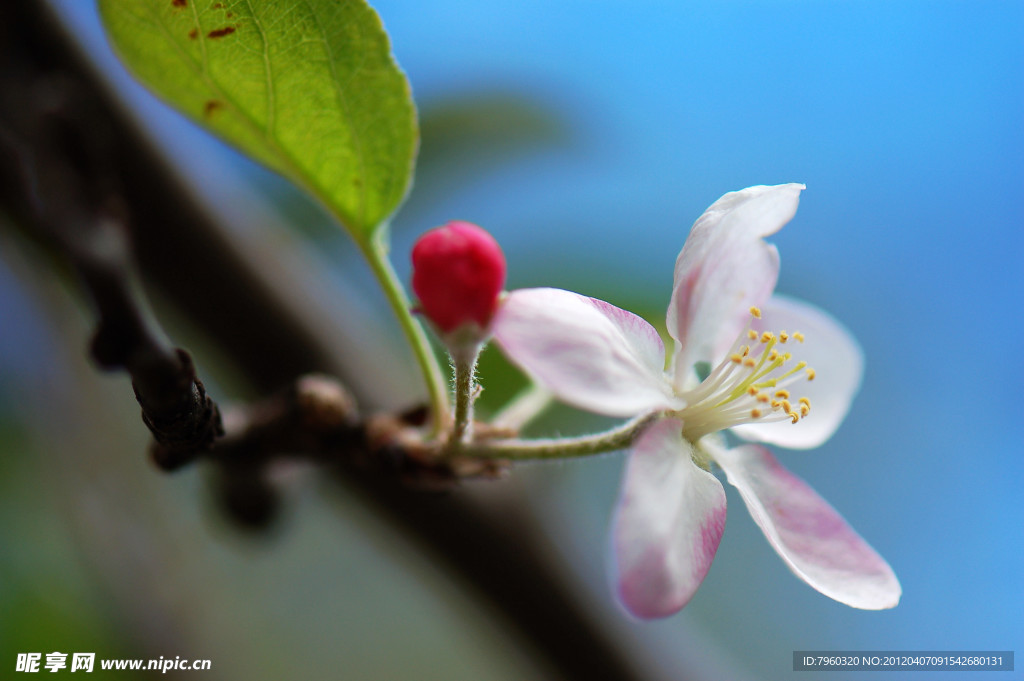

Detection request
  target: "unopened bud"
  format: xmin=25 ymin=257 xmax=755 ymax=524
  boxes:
xmin=411 ymin=221 xmax=506 ymax=335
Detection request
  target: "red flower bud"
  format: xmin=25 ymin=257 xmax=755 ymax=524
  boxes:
xmin=411 ymin=221 xmax=506 ymax=334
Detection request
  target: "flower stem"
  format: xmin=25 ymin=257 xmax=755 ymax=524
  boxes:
xmin=449 ymin=343 xmax=480 ymax=448
xmin=462 ymin=413 xmax=661 ymax=461
xmin=490 ymin=383 xmax=553 ymax=432
xmin=364 ymin=234 xmax=449 ymax=436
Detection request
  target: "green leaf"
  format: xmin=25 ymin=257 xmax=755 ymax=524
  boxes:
xmin=98 ymin=0 xmax=417 ymax=242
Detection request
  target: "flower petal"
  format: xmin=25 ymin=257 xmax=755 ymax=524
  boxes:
xmin=712 ymin=443 xmax=901 ymax=609
xmin=731 ymin=294 xmax=864 ymax=449
xmin=667 ymin=184 xmax=804 ymax=389
xmin=492 ymin=288 xmax=677 ymax=417
xmin=613 ymin=418 xmax=727 ymax=618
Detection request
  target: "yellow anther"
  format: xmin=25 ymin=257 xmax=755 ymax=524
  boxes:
xmin=775 ymin=389 xmax=790 ymax=399
xmin=750 ymin=408 xmax=762 ymax=418
xmin=768 ymin=349 xmax=779 ymax=361
xmin=799 ymin=397 xmax=811 ymax=408
xmin=800 ymin=403 xmax=810 ymax=417
xmin=747 ymin=386 xmax=758 ymax=396
xmin=743 ymin=357 xmax=756 ymax=368
xmin=793 ymin=331 xmax=805 ymax=343
xmin=760 ymin=331 xmax=774 ymax=344
xmin=749 ymin=306 xmax=762 ymax=318
xmin=748 ymin=329 xmax=758 ymax=340
xmin=782 ymin=400 xmax=793 ymax=414
xmin=741 ymin=345 xmax=750 ymax=357
xmin=756 ymin=392 xmax=770 ymax=403
xmin=806 ymin=367 xmax=816 ymax=381
xmin=779 ymin=331 xmax=789 ymax=343
xmin=730 ymin=354 xmax=743 ymax=364
xmin=790 ymin=413 xmax=800 ymax=424
xmin=771 ymin=400 xmax=782 ymax=409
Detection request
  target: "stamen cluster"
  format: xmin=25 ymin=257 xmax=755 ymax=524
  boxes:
xmin=678 ymin=307 xmax=815 ymax=442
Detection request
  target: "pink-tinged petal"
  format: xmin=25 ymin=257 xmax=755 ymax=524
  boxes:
xmin=613 ymin=418 xmax=727 ymax=618
xmin=712 ymin=443 xmax=901 ymax=609
xmin=493 ymin=288 xmax=677 ymax=417
xmin=667 ymin=184 xmax=804 ymax=388
xmin=731 ymin=294 xmax=864 ymax=449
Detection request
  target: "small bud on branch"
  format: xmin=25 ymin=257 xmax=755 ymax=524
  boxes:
xmin=411 ymin=220 xmax=506 ymax=335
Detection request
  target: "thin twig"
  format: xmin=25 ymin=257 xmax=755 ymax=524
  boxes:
xmin=0 ymin=63 xmax=222 ymax=469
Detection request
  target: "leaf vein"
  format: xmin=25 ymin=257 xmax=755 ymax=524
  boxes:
xmin=301 ymin=0 xmax=368 ymax=228
xmin=241 ymin=0 xmax=276 ymax=136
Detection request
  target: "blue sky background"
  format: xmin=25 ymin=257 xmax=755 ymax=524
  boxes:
xmin=1 ymin=1 xmax=1021 ymax=679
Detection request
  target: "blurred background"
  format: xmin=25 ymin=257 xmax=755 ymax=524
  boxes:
xmin=1 ymin=0 xmax=1021 ymax=679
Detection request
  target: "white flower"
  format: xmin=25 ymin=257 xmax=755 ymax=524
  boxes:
xmin=492 ymin=184 xmax=900 ymax=618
